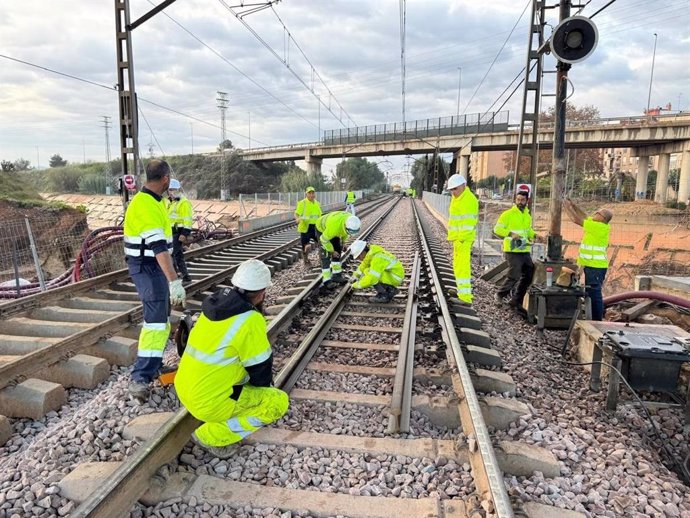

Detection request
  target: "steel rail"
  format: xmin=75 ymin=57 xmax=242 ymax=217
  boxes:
xmin=70 ymin=197 xmax=400 ymax=518
xmin=0 ymin=200 xmax=391 ymax=390
xmin=412 ymin=201 xmax=514 ymax=517
xmin=387 ymin=251 xmax=419 ymax=434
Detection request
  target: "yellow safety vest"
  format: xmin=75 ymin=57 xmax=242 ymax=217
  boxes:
xmin=123 ymin=189 xmax=172 ymax=259
xmin=175 ymin=309 xmax=271 ymax=414
xmin=352 ymin=245 xmax=405 ymax=288
xmin=493 ymin=205 xmax=536 ymax=253
xmin=447 ymin=188 xmax=478 ymax=242
xmin=168 ymin=196 xmax=194 ymax=232
xmin=346 ymin=191 xmax=356 ymax=203
xmin=294 ymin=198 xmax=322 ymax=234
xmin=577 ymin=218 xmax=610 ymax=268
xmin=316 ymin=211 xmax=351 ymax=252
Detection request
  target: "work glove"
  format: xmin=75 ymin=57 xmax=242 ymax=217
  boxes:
xmin=169 ymin=279 xmax=186 ymax=308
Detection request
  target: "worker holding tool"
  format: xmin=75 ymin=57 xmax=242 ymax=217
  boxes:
xmin=316 ymin=211 xmax=361 ymax=289
xmin=348 ymin=239 xmax=405 ymax=303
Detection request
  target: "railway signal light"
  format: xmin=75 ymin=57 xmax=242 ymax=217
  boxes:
xmin=550 ymin=15 xmax=598 ymax=64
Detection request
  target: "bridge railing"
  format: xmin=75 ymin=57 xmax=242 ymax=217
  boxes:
xmin=323 ymin=111 xmax=510 ymax=146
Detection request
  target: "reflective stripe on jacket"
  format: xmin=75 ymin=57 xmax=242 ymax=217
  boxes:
xmin=316 ymin=211 xmax=351 ymax=252
xmin=123 ymin=190 xmax=172 ymax=259
xmin=346 ymin=191 xmax=356 ymax=203
xmin=352 ymin=245 xmax=405 ymax=289
xmin=447 ymin=188 xmax=479 ymax=242
xmin=174 ymin=309 xmax=271 ymax=415
xmin=577 ymin=218 xmax=610 ymax=268
xmin=294 ymin=198 xmax=322 ymax=234
xmin=168 ymin=197 xmax=194 ymax=233
xmin=493 ymin=205 xmax=536 ymax=253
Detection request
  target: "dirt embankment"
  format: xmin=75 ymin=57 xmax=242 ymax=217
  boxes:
xmin=0 ymin=200 xmax=89 ymax=282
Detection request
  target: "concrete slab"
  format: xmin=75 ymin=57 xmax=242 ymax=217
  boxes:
xmin=92 ymin=289 xmax=141 ymax=302
xmin=291 ymin=388 xmax=388 ymax=407
xmin=0 ymin=415 xmax=11 ymax=446
xmin=30 ymin=306 xmax=121 ymax=324
xmin=84 ymin=336 xmax=138 ymax=365
xmin=465 ymin=345 xmax=502 ymax=367
xmin=58 ymin=462 xmax=122 ymax=503
xmin=522 ymin=502 xmax=587 ymax=518
xmin=59 ymin=297 xmax=138 ymax=312
xmin=479 ymin=396 xmax=531 ymax=429
xmin=0 ymin=378 xmax=66 ymax=419
xmin=452 ymin=313 xmax=483 ymax=330
xmin=0 ymin=317 xmax=91 ymax=338
xmin=411 ymin=394 xmax=460 ymax=429
xmin=139 ymin=471 xmax=197 ymax=506
xmin=458 ymin=328 xmax=492 ymax=348
xmin=471 ymin=369 xmax=516 ymax=395
xmin=123 ymin=412 xmax=175 ymax=441
xmin=34 ymin=354 xmax=110 ymax=389
xmin=321 ymin=339 xmax=398 ymax=352
xmin=0 ymin=335 xmax=58 ymax=355
xmin=186 ymin=476 xmax=451 ymax=518
xmin=308 ymin=362 xmax=396 ymax=378
xmin=496 ymin=441 xmax=560 ymax=478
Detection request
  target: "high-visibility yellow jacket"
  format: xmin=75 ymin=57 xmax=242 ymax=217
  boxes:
xmin=294 ymin=198 xmax=322 ymax=234
xmin=123 ymin=187 xmax=172 ymax=261
xmin=316 ymin=211 xmax=351 ymax=252
xmin=493 ymin=205 xmax=536 ymax=253
xmin=175 ymin=289 xmax=273 ymax=415
xmin=168 ymin=196 xmax=194 ymax=236
xmin=345 ymin=191 xmax=356 ymax=203
xmin=577 ymin=218 xmax=610 ymax=268
xmin=352 ymin=245 xmax=405 ymax=289
xmin=447 ymin=188 xmax=478 ymax=242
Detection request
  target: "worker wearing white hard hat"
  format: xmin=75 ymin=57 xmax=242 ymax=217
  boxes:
xmin=446 ymin=173 xmax=478 ymax=305
xmin=349 ymin=240 xmax=405 ymax=303
xmin=167 ymin=178 xmax=194 ymax=283
xmin=315 ymin=211 xmax=361 ymax=289
xmin=175 ymin=259 xmax=288 ymax=459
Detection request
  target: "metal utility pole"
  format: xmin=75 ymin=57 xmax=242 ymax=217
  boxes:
xmin=645 ymin=33 xmax=658 ymax=120
xmin=217 ymin=91 xmax=229 ymax=201
xmin=456 ymin=67 xmax=462 ymax=118
xmin=190 ymin=122 xmax=194 ymax=154
xmin=514 ymin=0 xmax=546 ymax=211
xmin=114 ymin=0 xmax=178 ymax=205
xmin=399 ymin=0 xmax=407 ymax=133
xmin=248 ymin=112 xmax=251 ymax=150
xmin=547 ymin=0 xmax=572 ymax=262
xmin=102 ymin=115 xmax=112 ymax=194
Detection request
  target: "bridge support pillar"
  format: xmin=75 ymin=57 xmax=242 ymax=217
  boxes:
xmin=453 ymin=150 xmax=470 ymax=177
xmin=654 ymin=153 xmax=671 ymax=203
xmin=635 ymin=156 xmax=649 ymax=200
xmin=305 ymin=156 xmax=322 ymax=176
xmin=679 ymin=150 xmax=690 ymax=205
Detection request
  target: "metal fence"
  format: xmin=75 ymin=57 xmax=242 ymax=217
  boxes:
xmin=323 ymin=111 xmax=510 ymax=146
xmin=237 ymin=190 xmax=367 ymax=233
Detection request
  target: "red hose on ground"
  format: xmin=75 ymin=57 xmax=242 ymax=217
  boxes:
xmin=603 ymin=290 xmax=690 ymax=310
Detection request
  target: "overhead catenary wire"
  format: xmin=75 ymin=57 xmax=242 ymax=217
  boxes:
xmin=139 ymin=107 xmax=166 ymax=157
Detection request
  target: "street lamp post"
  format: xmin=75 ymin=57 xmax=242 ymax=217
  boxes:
xmin=646 ymin=33 xmax=658 ymax=119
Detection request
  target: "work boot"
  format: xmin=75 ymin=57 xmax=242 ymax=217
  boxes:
xmin=182 ymin=276 xmax=193 ymax=284
xmin=332 ymin=274 xmax=348 ymax=285
xmin=495 ymin=292 xmax=508 ymax=305
xmin=128 ymin=381 xmax=150 ymax=403
xmin=191 ymin=432 xmax=241 ymax=459
xmin=302 ymin=245 xmax=312 ymax=266
xmin=387 ymin=286 xmax=400 ymax=299
xmin=321 ymin=280 xmax=337 ymax=291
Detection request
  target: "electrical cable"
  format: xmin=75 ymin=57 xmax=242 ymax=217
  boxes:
xmin=564 ymin=360 xmax=690 ymax=484
xmin=589 ymin=0 xmax=619 ymax=18
xmin=0 ymin=54 xmax=115 ymax=91
xmin=139 ymin=107 xmax=166 ymax=157
xmin=461 ymin=0 xmax=531 ymax=115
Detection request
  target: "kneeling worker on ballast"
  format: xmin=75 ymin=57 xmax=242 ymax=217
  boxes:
xmin=349 ymin=239 xmax=404 ymax=303
xmin=174 ymin=259 xmax=289 ymax=459
xmin=316 ymin=211 xmax=361 ymax=289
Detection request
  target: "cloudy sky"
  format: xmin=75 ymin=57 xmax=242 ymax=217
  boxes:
xmin=1 ymin=0 xmax=688 ymax=181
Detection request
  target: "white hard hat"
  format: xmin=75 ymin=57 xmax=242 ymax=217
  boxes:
xmin=169 ymin=178 xmax=181 ymax=190
xmin=446 ymin=174 xmax=466 ymax=189
xmin=345 ymin=216 xmax=361 ymax=235
xmin=349 ymin=239 xmax=367 ymax=258
xmin=231 ymin=259 xmax=272 ymax=291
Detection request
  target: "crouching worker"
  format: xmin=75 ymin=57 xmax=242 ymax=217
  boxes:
xmin=174 ymin=259 xmax=289 ymax=458
xmin=349 ymin=239 xmax=404 ymax=303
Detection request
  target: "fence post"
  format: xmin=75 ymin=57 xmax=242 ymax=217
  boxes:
xmin=12 ymin=242 xmax=21 ymax=296
xmin=25 ymin=217 xmax=46 ymax=291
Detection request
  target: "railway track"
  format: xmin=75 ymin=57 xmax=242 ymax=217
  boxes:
xmin=49 ymin=198 xmax=564 ymax=518
xmin=0 ymin=197 xmax=388 ymax=426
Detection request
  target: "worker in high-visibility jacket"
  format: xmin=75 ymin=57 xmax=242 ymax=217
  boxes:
xmin=493 ymin=187 xmax=536 ymax=313
xmin=344 ymin=191 xmax=356 ymax=215
xmin=564 ymin=198 xmax=612 ymax=320
xmin=349 ymin=239 xmax=404 ymax=303
xmin=167 ymin=178 xmax=194 ymax=283
xmin=123 ymin=160 xmax=186 ymax=402
xmin=446 ymin=174 xmax=479 ymax=305
xmin=175 ymin=259 xmax=289 ymax=459
xmin=294 ymin=186 xmax=322 ymax=266
xmin=316 ymin=211 xmax=361 ymax=288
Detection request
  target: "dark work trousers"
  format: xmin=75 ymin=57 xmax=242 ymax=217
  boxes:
xmin=319 ymin=236 xmax=342 ymax=282
xmin=300 ymin=225 xmax=318 ymax=249
xmin=584 ymin=267 xmax=607 ymax=320
xmin=374 ymin=283 xmax=398 ymax=300
xmin=127 ymin=258 xmax=170 ymax=383
xmin=497 ymin=252 xmax=535 ymax=305
xmin=172 ymin=232 xmax=190 ymax=279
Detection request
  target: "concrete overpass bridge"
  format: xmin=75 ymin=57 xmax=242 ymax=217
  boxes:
xmin=239 ymin=112 xmax=690 ymax=203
